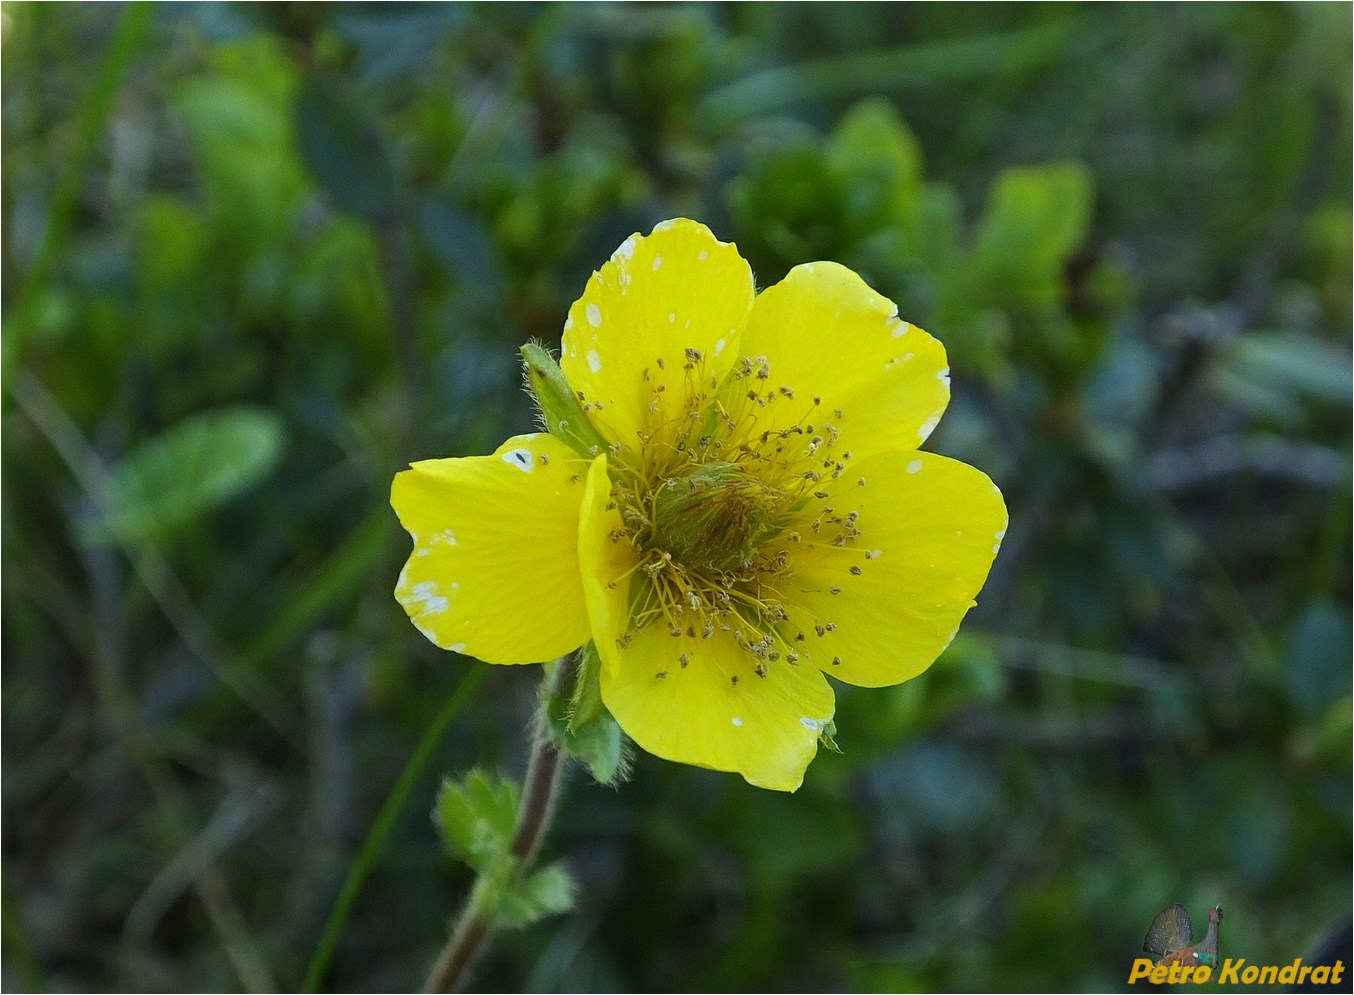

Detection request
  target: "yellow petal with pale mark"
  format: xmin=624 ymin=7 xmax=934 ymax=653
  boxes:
xmin=782 ymin=450 xmax=1007 ymax=687
xmin=391 ymin=434 xmax=591 ymax=664
xmin=739 ymin=261 xmax=950 ymax=457
xmin=600 ymin=625 xmax=834 ymax=792
xmin=578 ymin=456 xmax=833 ymax=791
xmin=560 ymin=219 xmax=755 ymax=449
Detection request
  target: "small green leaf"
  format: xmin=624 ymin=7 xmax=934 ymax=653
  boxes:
xmin=829 ymin=98 xmax=924 ymax=229
xmin=86 ymin=407 xmax=285 ymax=545
xmin=520 ymin=343 xmax=611 ymax=459
xmin=1215 ymin=331 xmax=1353 ymax=415
xmin=497 ymin=862 xmax=574 ymax=929
xmin=973 ymin=162 xmax=1093 ymax=308
xmin=434 ymin=770 xmax=520 ymax=872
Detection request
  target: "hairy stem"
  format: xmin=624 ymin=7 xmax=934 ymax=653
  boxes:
xmin=423 ymin=654 xmax=579 ymax=993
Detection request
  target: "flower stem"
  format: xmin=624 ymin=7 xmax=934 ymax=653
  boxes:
xmin=423 ymin=654 xmax=578 ymax=993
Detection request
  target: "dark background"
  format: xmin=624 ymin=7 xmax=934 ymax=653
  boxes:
xmin=4 ymin=3 xmax=1350 ymax=991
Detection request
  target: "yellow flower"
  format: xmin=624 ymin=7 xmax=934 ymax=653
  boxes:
xmin=392 ymin=219 xmax=1006 ymax=791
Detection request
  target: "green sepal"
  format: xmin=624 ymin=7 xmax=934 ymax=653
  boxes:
xmin=433 ymin=770 xmax=520 ymax=874
xmin=520 ymin=343 xmax=611 ymax=459
xmin=568 ymin=641 xmax=605 ymax=733
xmin=818 ymin=718 xmax=842 ymax=754
xmin=544 ymin=652 xmax=632 ymax=786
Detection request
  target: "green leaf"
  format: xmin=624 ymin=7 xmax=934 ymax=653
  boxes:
xmin=294 ymin=76 xmax=397 ymax=219
xmin=1212 ymin=331 xmax=1353 ymax=421
xmin=497 ymin=862 xmax=574 ymax=929
xmin=416 ymin=198 xmax=503 ymax=297
xmin=1284 ymin=602 xmax=1353 ymax=718
xmin=829 ymin=98 xmax=924 ymax=229
xmin=434 ymin=770 xmax=521 ymax=873
xmin=85 ymin=407 xmax=285 ymax=544
xmin=973 ymin=162 xmax=1093 ymax=308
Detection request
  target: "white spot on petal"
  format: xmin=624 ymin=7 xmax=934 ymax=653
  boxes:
xmin=564 ymin=315 xmax=574 ymax=331
xmin=451 ymin=581 xmax=461 ymax=590
xmin=995 ymin=529 xmax=1007 ymax=541
xmin=416 ymin=548 xmax=429 ymax=557
xmin=586 ymin=349 xmax=602 ymax=373
xmin=613 ymin=235 xmax=636 ymax=261
xmin=937 ymin=367 xmax=950 ymax=384
xmin=586 ymin=303 xmax=602 ymax=327
xmin=654 ymin=219 xmax=679 ymax=231
xmin=652 ymin=254 xmax=663 ymax=271
xmin=891 ymin=319 xmax=912 ymax=339
xmin=907 ymin=459 xmax=923 ymax=474
xmin=714 ymin=337 xmax=727 ymax=356
xmin=799 ymin=717 xmax=821 ymax=732
xmin=668 ymin=312 xmax=676 ymax=323
xmin=440 ymin=529 xmax=458 ymax=546
xmin=449 ymin=642 xmax=466 ymax=653
xmin=732 ymin=716 xmax=744 ymax=728
xmin=408 ymin=581 xmax=448 ymax=617
xmin=919 ymin=416 xmax=939 ymax=439
xmin=902 ymin=352 xmax=914 ymax=362
xmin=698 ymin=250 xmax=708 ymax=261
xmin=503 ymin=448 xmax=535 ymax=472
xmin=870 ymin=549 xmax=883 ymax=559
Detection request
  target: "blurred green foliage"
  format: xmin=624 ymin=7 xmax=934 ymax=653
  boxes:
xmin=3 ymin=3 xmax=1349 ymax=992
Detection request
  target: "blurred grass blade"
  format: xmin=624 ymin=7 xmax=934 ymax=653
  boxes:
xmin=239 ymin=512 xmax=390 ymax=672
xmin=83 ymin=407 xmax=286 ymax=544
xmin=302 ymin=666 xmax=487 ymax=993
xmin=699 ymin=20 xmax=1077 ymax=128
xmin=9 ymin=2 xmax=153 ymax=345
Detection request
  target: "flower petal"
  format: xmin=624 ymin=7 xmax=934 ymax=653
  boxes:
xmin=739 ymin=261 xmax=950 ymax=457
xmin=560 ymin=219 xmax=755 ymax=448
xmin=576 ymin=455 xmax=636 ymax=678
xmin=601 ymin=625 xmax=834 ymax=792
xmin=391 ymin=433 xmax=592 ymax=664
xmin=779 ymin=450 xmax=1007 ymax=687
xmin=578 ymin=456 xmax=833 ymax=791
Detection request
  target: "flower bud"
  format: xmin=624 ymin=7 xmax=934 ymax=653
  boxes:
xmin=520 ymin=343 xmax=610 ymax=458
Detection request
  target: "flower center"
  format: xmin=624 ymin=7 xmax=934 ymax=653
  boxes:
xmin=649 ymin=461 xmax=784 ymax=574
xmin=587 ymin=348 xmax=864 ymax=674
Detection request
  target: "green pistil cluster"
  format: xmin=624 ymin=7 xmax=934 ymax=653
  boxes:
xmin=649 ymin=461 xmax=784 ymax=574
